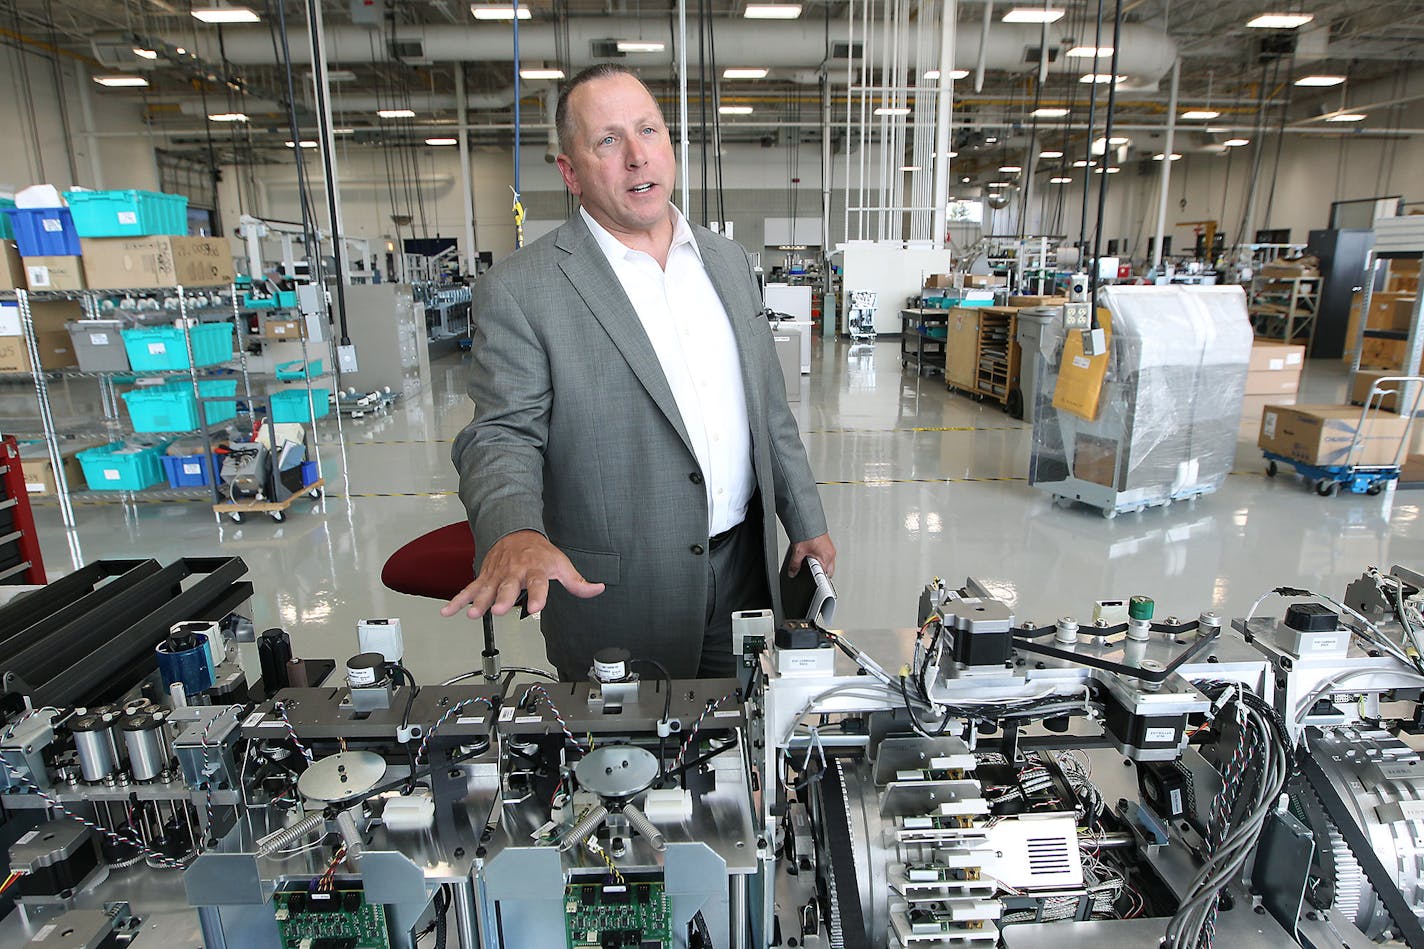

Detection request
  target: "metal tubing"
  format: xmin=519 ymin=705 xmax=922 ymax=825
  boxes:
xmin=451 ymin=877 xmax=479 ymax=948
xmin=456 ymin=66 xmax=479 ymax=275
xmin=1152 ymin=58 xmax=1180 ymax=271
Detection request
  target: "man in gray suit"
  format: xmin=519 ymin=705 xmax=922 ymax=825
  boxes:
xmin=443 ymin=64 xmax=834 ymax=680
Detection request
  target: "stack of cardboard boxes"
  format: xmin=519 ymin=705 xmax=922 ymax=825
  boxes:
xmin=0 ymin=294 xmax=84 ymax=373
xmin=1240 ymin=342 xmax=1305 ymax=441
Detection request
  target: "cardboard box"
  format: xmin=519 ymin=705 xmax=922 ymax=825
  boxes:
xmin=1 ymin=299 xmax=85 ymax=336
xmin=23 ymin=256 xmax=85 ymax=291
xmin=1240 ymin=394 xmax=1295 ymax=440
xmin=1258 ymin=403 xmax=1411 ymax=467
xmin=1261 ymin=256 xmax=1319 ymax=278
xmin=1402 ymin=453 xmax=1424 ymax=483
xmin=17 ymin=441 xmax=101 ymax=496
xmin=1072 ymin=432 xmax=1118 ymax=487
xmin=80 ymin=236 xmax=235 ymax=290
xmin=965 ymin=274 xmax=997 ymax=289
xmin=924 ymin=274 xmax=953 ymax=288
xmin=1359 ymin=336 xmax=1422 ymax=372
xmin=262 ymin=319 xmax=305 ymax=340
xmin=0 ymin=242 xmax=21 ymax=291
xmin=0 ymin=331 xmax=77 ymax=372
xmin=1244 ymin=342 xmax=1304 ymax=396
xmin=1349 ymin=370 xmax=1413 ymax=413
xmin=1008 ymin=295 xmax=1068 ymax=307
xmin=1363 ymin=292 xmax=1417 ymax=332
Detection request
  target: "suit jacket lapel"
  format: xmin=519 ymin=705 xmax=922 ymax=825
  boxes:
xmin=555 ymin=216 xmax=695 ymax=456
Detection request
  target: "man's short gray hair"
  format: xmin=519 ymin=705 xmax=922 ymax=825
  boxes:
xmin=554 ymin=64 xmax=661 ymax=155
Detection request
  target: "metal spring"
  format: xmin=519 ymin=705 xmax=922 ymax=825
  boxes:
xmin=558 ymin=803 xmax=608 ymax=853
xmin=620 ymin=804 xmax=666 ymax=852
xmin=254 ymin=812 xmax=326 ymax=857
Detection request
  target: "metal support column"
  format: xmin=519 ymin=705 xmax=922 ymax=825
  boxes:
xmin=456 ymin=66 xmax=480 ymax=276
xmin=1152 ymin=58 xmax=1181 ymax=271
xmin=931 ymin=0 xmax=958 ymax=249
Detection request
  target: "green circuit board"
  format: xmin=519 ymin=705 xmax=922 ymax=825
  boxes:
xmin=565 ymin=880 xmax=671 ymax=949
xmin=274 ymin=887 xmax=391 ymax=949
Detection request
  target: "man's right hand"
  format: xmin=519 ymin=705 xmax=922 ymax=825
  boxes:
xmin=440 ymin=530 xmax=606 ymax=620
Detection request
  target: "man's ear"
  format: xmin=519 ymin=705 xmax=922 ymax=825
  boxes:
xmin=555 ymin=154 xmax=580 ymax=196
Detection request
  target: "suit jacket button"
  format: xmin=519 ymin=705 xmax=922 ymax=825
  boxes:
xmin=690 ymin=544 xmax=705 ymax=555
xmin=689 ymin=472 xmax=704 ymax=485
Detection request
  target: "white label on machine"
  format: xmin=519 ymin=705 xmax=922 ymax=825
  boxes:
xmin=1144 ymin=727 xmax=1177 ymax=743
xmin=515 ymin=716 xmax=542 ymax=724
xmin=1379 ymin=763 xmax=1424 ymax=780
xmin=34 ymin=925 xmax=56 ymax=940
xmin=456 ymin=716 xmax=485 ymax=725
xmin=16 ymin=830 xmax=38 ymax=845
xmin=1263 ymin=411 xmax=1278 ymax=439
xmin=1312 ymin=636 xmax=1341 ymax=651
xmin=1396 ymin=800 xmax=1424 ymax=820
xmin=243 ymin=712 xmax=265 ymax=728
xmin=103 ymin=468 xmax=120 ymax=480
xmin=1268 ymin=358 xmax=1284 ymax=370
xmin=148 ymin=342 xmax=167 ymax=355
xmin=90 ymin=333 xmax=110 ymax=345
xmin=498 ymin=706 xmax=516 ymax=723
xmin=41 ymin=218 xmax=61 ymax=232
xmin=26 ymin=265 xmax=51 ymax=287
xmin=117 ymin=211 xmax=138 ymax=225
xmin=1072 ymin=355 xmax=1091 ymax=369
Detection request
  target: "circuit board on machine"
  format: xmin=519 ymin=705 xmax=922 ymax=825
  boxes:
xmin=274 ymin=886 xmax=391 ymax=949
xmin=564 ymin=880 xmax=671 ymax=949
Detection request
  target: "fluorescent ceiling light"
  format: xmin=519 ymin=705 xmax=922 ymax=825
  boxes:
xmin=132 ymin=47 xmax=158 ymax=60
xmin=1223 ymin=137 xmax=1250 ymax=147
xmin=961 ymin=176 xmax=971 ymax=183
xmin=93 ymin=75 xmax=149 ymax=87
xmin=426 ymin=138 xmax=459 ymax=145
xmin=1002 ymin=8 xmax=1064 ymax=23
xmin=940 ymin=150 xmax=958 ymax=158
xmin=723 ymin=68 xmax=768 ymax=79
xmin=1246 ymin=12 xmax=1314 ymax=28
xmin=285 ymin=140 xmax=318 ymax=148
xmin=1049 ymin=176 xmax=1073 ymax=183
xmin=900 ymin=165 xmax=921 ymax=172
xmin=616 ymin=40 xmax=665 ymax=52
xmin=1181 ymin=110 xmax=1220 ymax=120
xmin=377 ymin=108 xmax=416 ymax=118
xmin=208 ymin=112 xmax=248 ymax=122
xmin=1152 ymin=153 xmax=1183 ymax=161
xmin=874 ymin=107 xmax=911 ymax=116
xmin=470 ymin=4 xmax=530 ymax=18
xmin=1079 ymin=73 xmax=1125 ymax=84
xmin=192 ymin=6 xmax=261 ymax=22
xmin=1326 ymin=112 xmax=1366 ymax=122
xmin=1039 ymin=150 xmax=1063 ymax=158
xmin=520 ymin=68 xmax=564 ymax=80
xmin=719 ymin=105 xmax=753 ymax=115
xmin=1094 ymin=166 xmax=1121 ymax=174
xmin=333 ymin=128 xmax=355 ymax=134
xmin=999 ymin=165 xmax=1022 ymax=173
xmin=923 ymin=69 xmax=970 ymax=80
xmin=325 ymin=70 xmax=357 ymax=82
xmin=1295 ymin=75 xmax=1345 ymax=87
xmin=744 ymin=4 xmax=802 ymax=18
xmin=984 ymin=136 xmax=998 ymax=143
xmin=1072 ymin=159 xmax=1096 ymax=167
xmin=1032 ymin=107 xmax=1069 ymax=118
xmin=987 ymin=181 xmax=1011 ymax=188
xmin=1065 ymin=46 xmax=1113 ymax=58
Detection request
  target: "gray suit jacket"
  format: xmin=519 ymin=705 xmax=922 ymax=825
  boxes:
xmin=452 ymin=212 xmax=828 ymax=678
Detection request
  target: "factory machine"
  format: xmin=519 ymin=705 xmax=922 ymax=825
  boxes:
xmin=2 ymin=557 xmax=1424 ymax=948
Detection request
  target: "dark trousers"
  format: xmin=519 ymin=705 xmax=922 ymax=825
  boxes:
xmin=697 ymin=517 xmax=771 ymax=678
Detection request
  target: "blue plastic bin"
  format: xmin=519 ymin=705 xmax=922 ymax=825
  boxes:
xmin=3 ymin=207 xmax=81 ymax=256
xmin=64 ymin=190 xmax=189 ymax=237
xmin=300 ymin=460 xmax=320 ymax=486
xmin=270 ymin=387 xmax=331 ymax=424
xmin=122 ymin=379 xmax=238 ymax=432
xmin=161 ymin=453 xmax=219 ymax=488
xmin=120 ymin=323 xmax=234 ymax=370
xmin=77 ymin=441 xmax=167 ymax=491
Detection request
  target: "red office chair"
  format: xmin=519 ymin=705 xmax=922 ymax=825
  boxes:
xmin=381 ymin=521 xmax=476 ymax=600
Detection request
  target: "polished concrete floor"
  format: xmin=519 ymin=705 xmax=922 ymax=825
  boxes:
xmin=17 ymin=338 xmax=1424 ymax=682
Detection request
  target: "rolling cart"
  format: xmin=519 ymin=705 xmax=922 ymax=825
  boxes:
xmin=847 ymin=290 xmax=877 ymax=341
xmin=1264 ymin=375 xmax=1424 ymax=496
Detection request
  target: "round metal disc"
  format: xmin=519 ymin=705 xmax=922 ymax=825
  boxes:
xmin=297 ymin=750 xmax=388 ymax=804
xmin=574 ymin=745 xmax=659 ymax=799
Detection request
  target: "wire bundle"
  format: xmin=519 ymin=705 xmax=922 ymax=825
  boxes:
xmin=1163 ymin=682 xmax=1291 ymax=949
xmin=0 ymin=870 xmax=23 ymax=896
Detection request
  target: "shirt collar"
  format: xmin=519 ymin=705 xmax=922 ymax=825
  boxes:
xmin=579 ymin=204 xmax=702 ymax=266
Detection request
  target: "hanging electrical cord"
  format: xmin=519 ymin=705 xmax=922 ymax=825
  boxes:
xmin=1088 ymin=0 xmax=1125 ymax=329
xmin=265 ymin=0 xmax=327 ymax=298
xmin=1261 ymin=52 xmax=1297 ymax=231
xmin=1232 ymin=59 xmax=1275 ymax=257
xmin=511 ymin=0 xmax=525 ymax=247
xmin=1076 ymin=0 xmax=1107 ymax=259
xmin=706 ymin=6 xmax=726 ymax=227
xmin=697 ymin=0 xmax=710 ymax=226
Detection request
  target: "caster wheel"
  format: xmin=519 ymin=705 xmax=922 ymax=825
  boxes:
xmin=309 ymin=488 xmax=323 ymax=499
xmin=1367 ymin=482 xmax=1383 ymax=496
xmin=1005 ymin=388 xmax=1024 ymax=420
xmin=1133 ymin=505 xmax=1146 ymax=514
xmin=1266 ymin=460 xmax=1278 ymax=478
xmin=269 ymin=510 xmax=286 ymax=523
xmin=1315 ymin=479 xmax=1339 ymax=497
xmin=229 ymin=512 xmax=245 ymax=524
xmin=1102 ymin=507 xmax=1118 ymax=520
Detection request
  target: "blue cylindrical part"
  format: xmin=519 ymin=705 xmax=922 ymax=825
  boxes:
xmin=156 ymin=633 xmax=214 ymax=695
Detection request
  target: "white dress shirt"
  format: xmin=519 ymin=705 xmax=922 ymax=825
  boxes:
xmin=580 ymin=205 xmax=754 ymax=535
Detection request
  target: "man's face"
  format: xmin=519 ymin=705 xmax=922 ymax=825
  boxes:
xmin=556 ymin=74 xmax=677 ymax=238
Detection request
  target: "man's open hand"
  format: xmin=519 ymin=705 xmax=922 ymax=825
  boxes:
xmin=440 ymin=530 xmax=605 ymax=619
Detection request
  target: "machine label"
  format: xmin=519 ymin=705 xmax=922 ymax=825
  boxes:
xmin=1379 ymin=763 xmax=1423 ymax=780
xmin=1395 ymin=801 xmax=1424 ymax=820
xmin=242 ymin=712 xmax=264 ymax=728
xmin=497 ymin=706 xmax=515 ymax=723
xmin=15 ymin=830 xmax=37 ymax=845
xmin=1144 ymin=727 xmax=1177 ymax=743
xmin=515 ymin=716 xmax=542 ymax=724
xmin=34 ymin=925 xmax=55 ymax=940
xmin=1312 ymin=636 xmax=1342 ymax=650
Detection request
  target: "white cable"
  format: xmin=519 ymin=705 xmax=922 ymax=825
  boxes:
xmin=1293 ymin=667 xmax=1424 ymax=722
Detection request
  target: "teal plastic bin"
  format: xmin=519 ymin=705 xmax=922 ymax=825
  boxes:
xmin=270 ymin=387 xmax=331 ymax=423
xmin=122 ymin=379 xmax=238 ymax=432
xmin=0 ymin=198 xmax=12 ymax=239
xmin=63 ymin=190 xmax=188 ymax=237
xmin=77 ymin=441 xmax=168 ymax=491
xmin=121 ymin=323 xmax=234 ymax=370
xmin=275 ymin=358 xmax=323 ymax=381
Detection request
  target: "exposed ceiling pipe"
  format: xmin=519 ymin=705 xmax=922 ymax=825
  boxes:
xmin=172 ymin=85 xmax=538 ymax=117
xmin=178 ymin=19 xmax=1178 ymax=83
